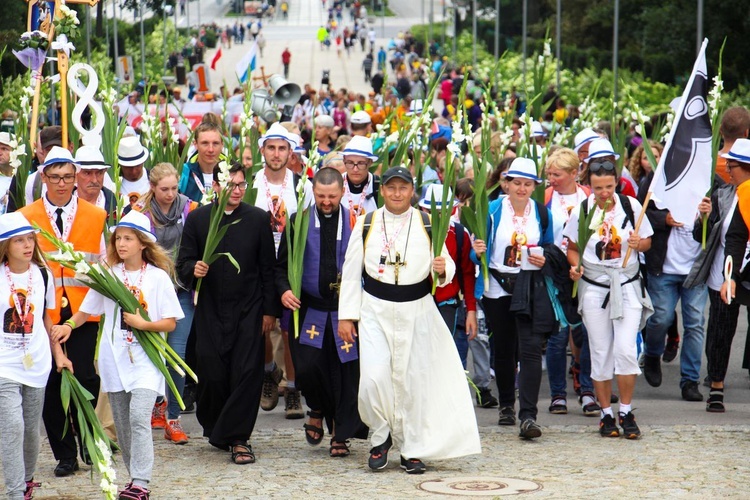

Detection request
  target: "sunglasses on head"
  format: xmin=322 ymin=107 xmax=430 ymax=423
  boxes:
xmin=588 ymin=160 xmax=617 ymax=174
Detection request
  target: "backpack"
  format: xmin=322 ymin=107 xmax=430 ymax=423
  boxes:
xmin=580 ymin=193 xmax=636 ymax=231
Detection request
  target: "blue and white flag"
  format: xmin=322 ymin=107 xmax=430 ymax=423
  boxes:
xmin=235 ymin=41 xmax=258 ymax=84
xmin=649 ymin=38 xmax=713 ymax=224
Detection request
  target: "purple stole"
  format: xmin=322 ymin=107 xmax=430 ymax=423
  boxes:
xmin=299 ymin=207 xmax=357 ymax=363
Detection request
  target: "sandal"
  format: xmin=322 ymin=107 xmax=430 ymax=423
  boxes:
xmin=329 ymin=439 xmax=350 ymax=457
xmin=304 ymin=410 xmax=325 ymax=446
xmin=231 ymin=444 xmax=256 ymax=464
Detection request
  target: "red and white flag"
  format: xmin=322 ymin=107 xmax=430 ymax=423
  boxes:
xmin=210 ymin=47 xmax=222 ymax=70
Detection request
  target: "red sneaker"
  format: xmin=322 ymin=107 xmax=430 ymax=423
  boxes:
xmin=151 ymin=400 xmax=167 ymax=429
xmin=164 ymin=419 xmax=189 ymax=445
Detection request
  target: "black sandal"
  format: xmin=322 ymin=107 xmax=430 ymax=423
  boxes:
xmin=304 ymin=410 xmax=325 ymax=445
xmin=329 ymin=439 xmax=350 ymax=457
xmin=231 ymin=444 xmax=256 ymax=464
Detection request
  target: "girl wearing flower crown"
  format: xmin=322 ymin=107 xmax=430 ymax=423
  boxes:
xmin=52 ymin=211 xmax=183 ymax=500
xmin=0 ymin=212 xmax=71 ymax=500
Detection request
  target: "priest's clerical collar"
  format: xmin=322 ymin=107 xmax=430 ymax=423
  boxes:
xmin=346 ymin=175 xmax=366 ymax=193
xmin=317 ymin=206 xmax=339 ymax=219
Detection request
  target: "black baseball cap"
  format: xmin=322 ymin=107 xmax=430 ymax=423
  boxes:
xmin=381 ymin=166 xmax=413 ymax=185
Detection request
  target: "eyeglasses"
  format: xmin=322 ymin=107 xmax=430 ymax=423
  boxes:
xmin=344 ymin=160 xmax=370 ymax=170
xmin=227 ymin=181 xmax=249 ymax=191
xmin=588 ymin=160 xmax=617 ymax=174
xmin=726 ymin=160 xmax=743 ymax=171
xmin=45 ymin=174 xmax=76 ymax=184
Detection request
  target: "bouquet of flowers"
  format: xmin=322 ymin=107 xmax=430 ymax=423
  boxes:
xmin=572 ymin=198 xmax=611 ymax=297
xmin=60 ymin=369 xmax=118 ymax=499
xmin=53 ymin=4 xmax=81 ymax=40
xmin=38 ymin=229 xmax=199 ymax=409
xmin=193 ymin=161 xmax=241 ymax=304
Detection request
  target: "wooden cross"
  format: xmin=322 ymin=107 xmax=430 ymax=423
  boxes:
xmin=387 ymin=252 xmax=406 ymax=285
xmin=25 ymin=0 xmax=100 ymax=148
xmin=306 ymin=325 xmax=320 ymax=340
xmin=329 ymin=272 xmax=342 ymax=293
xmin=340 ymin=341 xmax=353 ymax=353
xmin=251 ymin=66 xmax=269 ymax=89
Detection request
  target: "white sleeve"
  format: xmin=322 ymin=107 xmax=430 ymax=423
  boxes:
xmin=339 ymin=216 xmax=365 ymax=321
xmin=155 ymin=270 xmax=185 ymax=322
xmin=79 ymin=288 xmax=105 ymax=316
xmin=562 ymin=205 xmax=581 ymax=245
xmin=44 ymin=269 xmax=56 ymax=310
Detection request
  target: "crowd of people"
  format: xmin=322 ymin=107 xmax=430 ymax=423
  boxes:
xmin=2 ymin=50 xmax=750 ymax=498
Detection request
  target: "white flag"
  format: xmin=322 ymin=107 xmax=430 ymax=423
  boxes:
xmin=235 ymin=42 xmax=258 ymax=85
xmin=649 ymin=38 xmax=713 ymax=225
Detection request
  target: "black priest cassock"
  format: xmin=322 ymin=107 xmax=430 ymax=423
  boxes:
xmin=177 ymin=200 xmax=278 ymax=451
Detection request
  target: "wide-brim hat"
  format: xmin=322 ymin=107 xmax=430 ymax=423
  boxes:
xmin=350 ymin=110 xmax=371 ymax=125
xmin=341 ymin=135 xmax=378 ymax=161
xmin=573 ymin=128 xmax=599 ymax=153
xmin=531 ymin=121 xmax=548 ymax=137
xmin=381 ymin=166 xmax=412 ymax=185
xmin=0 ymin=213 xmax=38 ymax=242
xmin=721 ymin=138 xmax=750 ymax=164
xmin=0 ymin=131 xmax=13 ymax=147
xmin=75 ymin=146 xmax=110 ymax=170
xmin=585 ymin=137 xmax=620 ymax=163
xmin=111 ymin=210 xmax=157 ymax=242
xmin=117 ymin=136 xmax=149 ymax=167
xmin=258 ymin=122 xmax=296 ymax=149
xmin=418 ymin=183 xmax=458 ymax=210
xmin=406 ymin=99 xmax=424 ymax=116
xmin=41 ymin=146 xmax=80 ymax=172
xmin=505 ymin=157 xmax=542 ymax=184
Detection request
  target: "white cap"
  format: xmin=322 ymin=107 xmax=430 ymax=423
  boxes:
xmin=112 ymin=211 xmax=157 ymax=242
xmin=42 ymin=146 xmax=80 ymax=172
xmin=75 ymin=146 xmax=110 ymax=170
xmin=505 ymin=157 xmax=542 ymax=184
xmin=350 ymin=110 xmax=371 ymax=125
xmin=585 ymin=138 xmax=620 ymax=163
xmin=573 ymin=128 xmax=600 ymax=153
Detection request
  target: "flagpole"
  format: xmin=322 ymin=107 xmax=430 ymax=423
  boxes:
xmin=622 ymin=38 xmax=710 ymax=268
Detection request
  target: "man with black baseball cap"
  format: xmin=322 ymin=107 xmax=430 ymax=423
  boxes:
xmin=339 ymin=166 xmax=481 ymax=474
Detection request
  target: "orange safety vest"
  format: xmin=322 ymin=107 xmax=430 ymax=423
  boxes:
xmin=20 ymin=198 xmax=107 ymax=324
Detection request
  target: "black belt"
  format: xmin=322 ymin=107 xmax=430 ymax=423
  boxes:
xmin=300 ymin=292 xmax=338 ymax=312
xmin=581 ymin=273 xmax=642 ymax=309
xmin=363 ymin=273 xmax=431 ymax=302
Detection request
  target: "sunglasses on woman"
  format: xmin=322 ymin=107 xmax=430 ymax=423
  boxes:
xmin=589 ymin=160 xmax=617 ymax=174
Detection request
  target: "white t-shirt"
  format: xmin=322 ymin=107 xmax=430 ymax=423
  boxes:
xmin=548 ymin=187 xmax=588 ymax=250
xmin=253 ymin=169 xmax=313 ymax=253
xmin=79 ymin=264 xmax=183 ymax=395
xmin=663 ymin=223 xmax=702 ymax=276
xmin=563 ymin=195 xmax=653 ymax=283
xmin=486 ymin=197 xmax=543 ymax=299
xmin=0 ymin=264 xmax=55 ymax=388
xmin=342 ymin=172 xmax=378 ymax=223
xmin=120 ymin=170 xmax=151 ymax=207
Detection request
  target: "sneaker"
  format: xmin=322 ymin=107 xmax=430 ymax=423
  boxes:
xmin=681 ymin=381 xmax=703 ymax=402
xmin=519 ymin=419 xmax=542 ymax=439
xmin=400 ymin=456 xmax=426 ymax=474
xmin=181 ymin=384 xmax=196 ymax=414
xmin=284 ymin=388 xmax=305 ymax=419
xmin=599 ymin=414 xmax=620 ymax=437
xmin=476 ymin=387 xmax=499 ymax=408
xmin=151 ymin=400 xmax=167 ymax=429
xmin=118 ymin=483 xmax=150 ymax=499
xmin=662 ymin=339 xmax=679 ymax=362
xmin=24 ymin=480 xmax=41 ymax=500
xmin=368 ymin=434 xmax=392 ymax=471
xmin=642 ymin=355 xmax=662 ymax=387
xmin=579 ymin=392 xmax=600 ymax=417
xmin=260 ymin=365 xmax=283 ymax=411
xmin=618 ymin=411 xmax=641 ymax=439
xmin=164 ymin=419 xmax=189 ymax=445
xmin=548 ymin=397 xmax=568 ymax=414
xmin=497 ymin=406 xmax=516 ymax=426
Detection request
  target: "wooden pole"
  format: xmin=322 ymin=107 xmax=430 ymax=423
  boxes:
xmin=622 ymin=190 xmax=651 ymax=267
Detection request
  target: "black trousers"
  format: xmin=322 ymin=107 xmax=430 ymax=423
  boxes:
xmin=705 ymin=288 xmax=741 ymax=382
xmin=289 ymin=311 xmax=368 ymax=442
xmin=483 ymin=296 xmax=545 ymax=422
xmin=43 ymin=321 xmax=100 ymax=461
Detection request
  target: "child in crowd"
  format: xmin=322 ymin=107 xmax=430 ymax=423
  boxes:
xmin=0 ymin=213 xmax=70 ymax=500
xmin=52 ymin=211 xmax=183 ymax=499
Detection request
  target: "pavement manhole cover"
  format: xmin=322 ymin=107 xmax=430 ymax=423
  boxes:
xmin=419 ymin=476 xmax=542 ymax=496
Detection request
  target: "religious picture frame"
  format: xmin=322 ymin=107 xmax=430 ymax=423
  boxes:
xmin=27 ymin=0 xmax=56 ymax=34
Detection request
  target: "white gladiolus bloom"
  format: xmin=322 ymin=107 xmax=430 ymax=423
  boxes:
xmin=385 ymin=132 xmax=399 ymax=145
xmin=447 ymin=142 xmax=461 ymax=157
xmin=543 ymin=41 xmax=552 ymax=58
xmin=75 ymin=261 xmax=92 ymax=274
